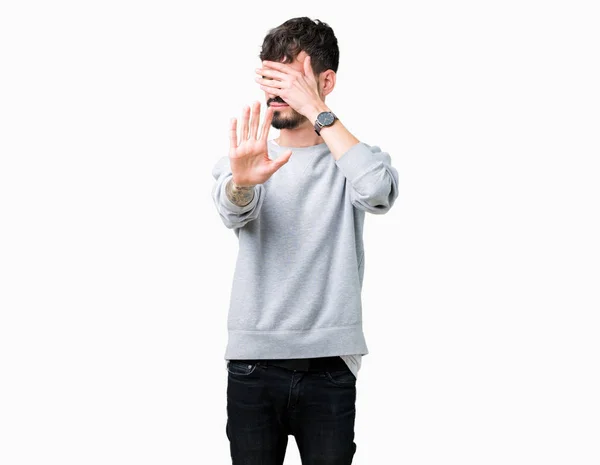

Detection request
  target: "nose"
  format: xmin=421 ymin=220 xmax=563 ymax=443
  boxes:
xmin=264 ymin=89 xmax=278 ymax=102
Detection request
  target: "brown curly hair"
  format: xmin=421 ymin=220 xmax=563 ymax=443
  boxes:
xmin=259 ymin=17 xmax=339 ymax=75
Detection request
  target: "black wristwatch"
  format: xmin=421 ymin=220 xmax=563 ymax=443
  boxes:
xmin=314 ymin=111 xmax=338 ymax=136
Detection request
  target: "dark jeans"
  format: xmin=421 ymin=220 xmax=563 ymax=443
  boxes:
xmin=226 ymin=357 xmax=357 ymax=465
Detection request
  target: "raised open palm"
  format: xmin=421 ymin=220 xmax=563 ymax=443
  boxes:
xmin=229 ymin=102 xmax=292 ymax=187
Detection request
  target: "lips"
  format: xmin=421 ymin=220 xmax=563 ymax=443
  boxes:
xmin=270 ymin=103 xmax=288 ymax=108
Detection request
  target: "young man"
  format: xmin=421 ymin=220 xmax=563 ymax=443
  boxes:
xmin=211 ymin=17 xmax=399 ymax=465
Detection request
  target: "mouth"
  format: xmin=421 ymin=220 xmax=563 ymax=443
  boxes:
xmin=269 ymin=102 xmax=289 ymax=108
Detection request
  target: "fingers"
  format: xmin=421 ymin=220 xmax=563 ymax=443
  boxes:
xmin=255 ymin=67 xmax=288 ymax=82
xmin=259 ymin=106 xmax=274 ymax=140
xmin=236 ymin=103 xmax=273 ymax=143
xmin=259 ymin=85 xmax=281 ymax=95
xmin=248 ymin=101 xmax=261 ymax=139
xmin=229 ymin=118 xmax=238 ymax=150
xmin=255 ymin=77 xmax=285 ymax=89
xmin=239 ymin=105 xmax=250 ymax=144
xmin=262 ymin=60 xmax=300 ymax=77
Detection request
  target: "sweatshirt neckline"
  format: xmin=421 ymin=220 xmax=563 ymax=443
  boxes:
xmin=268 ymin=139 xmax=328 ymax=151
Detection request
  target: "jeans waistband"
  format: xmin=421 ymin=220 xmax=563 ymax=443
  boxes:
xmin=232 ymin=356 xmax=347 ymax=372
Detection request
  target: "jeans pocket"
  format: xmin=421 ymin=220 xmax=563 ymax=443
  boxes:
xmin=227 ymin=360 xmax=258 ymax=376
xmin=325 ymin=367 xmax=356 ymax=386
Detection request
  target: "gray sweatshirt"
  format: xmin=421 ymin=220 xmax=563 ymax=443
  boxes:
xmin=211 ymin=139 xmax=399 ymax=377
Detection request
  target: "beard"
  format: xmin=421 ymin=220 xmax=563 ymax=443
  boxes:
xmin=268 ymin=99 xmax=308 ymax=130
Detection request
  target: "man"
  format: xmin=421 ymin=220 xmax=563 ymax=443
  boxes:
xmin=211 ymin=17 xmax=399 ymax=465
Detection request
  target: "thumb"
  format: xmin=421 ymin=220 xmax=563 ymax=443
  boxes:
xmin=303 ymin=55 xmax=314 ymax=79
xmin=270 ymin=149 xmax=292 ymax=172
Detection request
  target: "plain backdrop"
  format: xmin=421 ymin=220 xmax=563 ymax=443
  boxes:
xmin=1 ymin=1 xmax=599 ymax=464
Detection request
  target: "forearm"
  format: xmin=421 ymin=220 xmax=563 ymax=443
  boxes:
xmin=306 ymin=104 xmax=360 ymax=161
xmin=225 ymin=178 xmax=255 ymax=207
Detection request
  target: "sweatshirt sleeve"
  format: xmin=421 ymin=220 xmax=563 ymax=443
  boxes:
xmin=334 ymin=142 xmax=399 ymax=214
xmin=211 ymin=155 xmax=265 ymax=229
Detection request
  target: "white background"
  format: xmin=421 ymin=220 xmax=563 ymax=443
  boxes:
xmin=1 ymin=1 xmax=599 ymax=464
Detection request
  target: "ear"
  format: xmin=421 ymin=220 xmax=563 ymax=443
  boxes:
xmin=319 ymin=69 xmax=336 ymax=98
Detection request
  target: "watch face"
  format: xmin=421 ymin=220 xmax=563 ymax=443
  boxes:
xmin=318 ymin=112 xmax=335 ymax=126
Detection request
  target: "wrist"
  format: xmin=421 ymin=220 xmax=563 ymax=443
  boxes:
xmin=231 ymin=178 xmax=255 ymax=190
xmin=306 ymin=102 xmax=331 ymax=123
xmin=226 ymin=178 xmax=255 ymax=207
